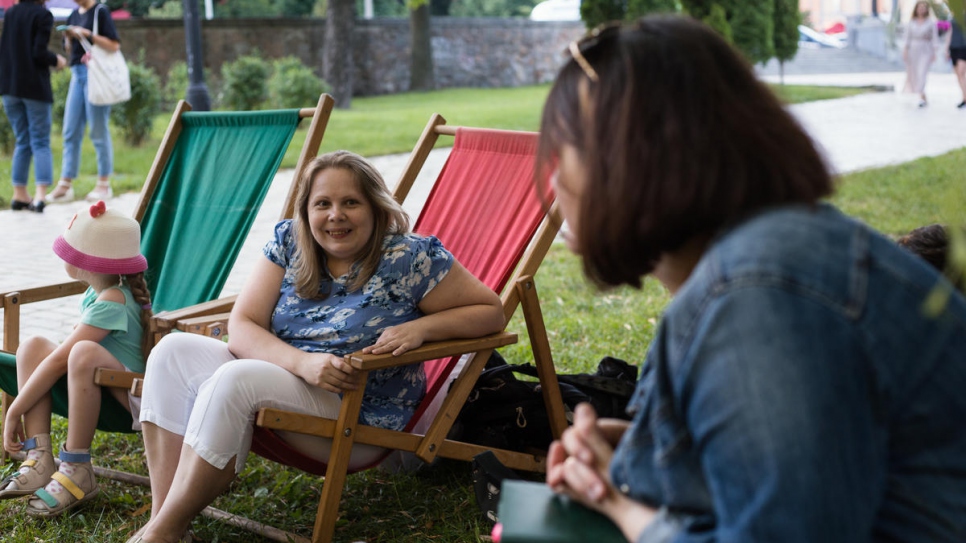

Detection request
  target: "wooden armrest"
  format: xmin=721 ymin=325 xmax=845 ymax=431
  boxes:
xmin=152 ymin=295 xmax=238 ymax=332
xmin=1 ymin=281 xmax=87 ymax=306
xmin=176 ymin=313 xmax=230 ymax=338
xmin=93 ymin=368 xmax=144 ymax=394
xmin=344 ymin=331 xmax=518 ymax=371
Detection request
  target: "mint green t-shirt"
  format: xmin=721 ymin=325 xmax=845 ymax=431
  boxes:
xmin=78 ymin=285 xmax=145 ymax=373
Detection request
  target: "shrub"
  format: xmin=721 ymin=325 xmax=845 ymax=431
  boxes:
xmin=220 ymin=53 xmax=270 ymax=111
xmin=110 ymin=56 xmax=163 ymax=146
xmin=0 ymin=103 xmax=12 ymax=156
xmin=51 ymin=68 xmax=72 ymax=130
xmin=163 ymin=61 xmax=189 ymax=109
xmin=268 ymin=57 xmax=330 ymax=109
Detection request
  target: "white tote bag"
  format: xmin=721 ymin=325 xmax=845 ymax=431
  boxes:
xmin=78 ymin=4 xmax=130 ymax=106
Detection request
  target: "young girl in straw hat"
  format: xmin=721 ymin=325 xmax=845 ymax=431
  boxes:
xmin=0 ymin=200 xmax=152 ymax=516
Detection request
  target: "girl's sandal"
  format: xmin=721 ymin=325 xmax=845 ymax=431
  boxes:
xmin=25 ymin=450 xmax=99 ymax=517
xmin=0 ymin=435 xmax=54 ymax=499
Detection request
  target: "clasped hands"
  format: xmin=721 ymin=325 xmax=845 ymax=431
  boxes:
xmin=547 ymin=403 xmax=654 ymax=542
xmin=297 ymin=322 xmax=428 ymax=394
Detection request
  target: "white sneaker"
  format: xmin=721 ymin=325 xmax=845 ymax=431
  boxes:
xmin=85 ymin=184 xmax=113 ymax=202
xmin=47 ymin=181 xmax=75 ymax=203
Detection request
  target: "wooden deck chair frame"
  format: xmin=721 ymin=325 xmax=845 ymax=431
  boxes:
xmin=0 ymin=94 xmax=336 ymax=460
xmin=237 ymin=115 xmax=569 ymax=543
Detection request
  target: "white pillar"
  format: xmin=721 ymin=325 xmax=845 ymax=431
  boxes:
xmin=205 ymin=0 xmax=213 ymax=20
xmin=364 ymin=0 xmax=374 ymax=19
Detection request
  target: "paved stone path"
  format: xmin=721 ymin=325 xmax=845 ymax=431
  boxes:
xmin=3 ymin=70 xmax=966 ymax=344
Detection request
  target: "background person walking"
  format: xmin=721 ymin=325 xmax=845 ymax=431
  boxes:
xmin=0 ymin=0 xmax=68 ymax=212
xmin=903 ymin=1 xmax=940 ymax=107
xmin=48 ymin=0 xmax=120 ymax=204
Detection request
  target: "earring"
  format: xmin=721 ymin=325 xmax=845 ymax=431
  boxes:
xmin=118 ymin=274 xmax=123 ymax=287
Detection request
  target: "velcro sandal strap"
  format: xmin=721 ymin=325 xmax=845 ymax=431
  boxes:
xmin=33 ymin=488 xmax=60 ymax=508
xmin=59 ymin=450 xmax=91 ymax=463
xmin=51 ymin=472 xmax=86 ymax=501
xmin=22 ymin=438 xmax=37 ymax=451
xmin=21 ymin=459 xmax=37 ymax=468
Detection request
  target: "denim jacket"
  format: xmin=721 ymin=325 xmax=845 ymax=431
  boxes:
xmin=611 ymin=204 xmax=966 ymax=543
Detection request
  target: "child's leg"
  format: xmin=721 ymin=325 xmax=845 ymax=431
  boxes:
xmin=14 ymin=336 xmax=57 ymax=437
xmin=0 ymin=337 xmax=58 ymax=499
xmin=64 ymin=340 xmax=128 ymax=452
xmin=23 ymin=340 xmax=122 ymax=516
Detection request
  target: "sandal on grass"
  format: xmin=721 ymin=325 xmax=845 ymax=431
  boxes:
xmin=0 ymin=434 xmax=54 ymax=500
xmin=25 ymin=449 xmax=99 ymax=517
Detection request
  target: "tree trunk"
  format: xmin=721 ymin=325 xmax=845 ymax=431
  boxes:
xmin=325 ymin=0 xmax=355 ymax=109
xmin=409 ymin=3 xmax=435 ymax=91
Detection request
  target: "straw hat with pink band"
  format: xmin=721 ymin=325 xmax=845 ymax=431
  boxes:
xmin=52 ymin=200 xmax=147 ymax=275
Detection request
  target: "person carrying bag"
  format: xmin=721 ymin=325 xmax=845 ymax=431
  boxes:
xmin=48 ymin=0 xmax=124 ymax=205
xmin=76 ymin=4 xmax=130 ymax=106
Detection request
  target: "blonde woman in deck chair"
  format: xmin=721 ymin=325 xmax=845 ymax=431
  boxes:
xmin=125 ymin=151 xmax=504 ymax=543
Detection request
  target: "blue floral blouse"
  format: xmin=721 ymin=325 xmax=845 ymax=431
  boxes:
xmin=263 ymin=220 xmax=454 ymax=430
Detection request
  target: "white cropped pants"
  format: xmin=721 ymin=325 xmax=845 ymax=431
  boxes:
xmin=139 ymin=333 xmax=386 ymax=474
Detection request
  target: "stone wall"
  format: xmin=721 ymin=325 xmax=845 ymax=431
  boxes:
xmin=4 ymin=17 xmax=583 ymax=97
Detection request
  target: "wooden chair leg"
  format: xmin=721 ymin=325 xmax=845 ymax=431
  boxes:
xmin=311 ymin=369 xmax=367 ymax=543
xmin=516 ymin=276 xmax=569 ymax=439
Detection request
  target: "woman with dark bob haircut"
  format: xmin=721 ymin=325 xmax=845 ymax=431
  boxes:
xmin=541 ymin=15 xmax=966 ymax=543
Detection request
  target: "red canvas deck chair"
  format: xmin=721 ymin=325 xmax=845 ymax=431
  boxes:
xmin=246 ymin=115 xmax=570 ymax=543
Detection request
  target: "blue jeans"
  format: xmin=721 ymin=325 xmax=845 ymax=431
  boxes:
xmin=61 ymin=64 xmax=113 ymax=179
xmin=2 ymin=95 xmax=53 ymax=187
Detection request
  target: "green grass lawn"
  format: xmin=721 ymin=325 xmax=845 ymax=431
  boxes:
xmin=5 ymin=82 xmax=953 ymax=543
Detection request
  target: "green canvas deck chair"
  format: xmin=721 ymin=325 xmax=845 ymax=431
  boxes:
xmin=0 ymin=95 xmax=335 ymax=448
xmin=170 ymin=115 xmax=569 ymax=543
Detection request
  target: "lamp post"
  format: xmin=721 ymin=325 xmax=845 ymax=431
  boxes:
xmin=183 ymin=0 xmax=211 ymax=110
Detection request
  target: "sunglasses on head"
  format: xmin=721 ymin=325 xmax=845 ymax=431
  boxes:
xmin=566 ymin=21 xmax=623 ymax=82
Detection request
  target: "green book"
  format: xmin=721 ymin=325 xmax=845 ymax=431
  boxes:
xmin=496 ymin=480 xmax=627 ymax=543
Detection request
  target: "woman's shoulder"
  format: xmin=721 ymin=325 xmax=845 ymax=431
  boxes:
xmin=382 ymin=233 xmax=446 ymax=256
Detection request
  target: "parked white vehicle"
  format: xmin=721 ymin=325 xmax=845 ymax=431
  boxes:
xmin=530 ymin=0 xmax=580 ymax=21
xmin=798 ymin=24 xmax=847 ymax=49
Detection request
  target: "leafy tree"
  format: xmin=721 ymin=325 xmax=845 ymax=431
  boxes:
xmin=702 ymin=2 xmax=731 ymax=42
xmin=680 ymin=0 xmax=711 ymax=19
xmin=682 ymin=0 xmax=774 ymax=65
xmin=729 ymin=0 xmax=774 ymax=64
xmin=103 ymin=0 xmax=155 ymax=17
xmin=325 ymin=0 xmax=356 ymax=108
xmin=214 ymin=0 xmax=277 ymax=17
xmin=772 ymin=0 xmax=800 ymax=84
xmin=580 ymin=0 xmax=677 ymax=30
xmin=409 ymin=0 xmax=434 ymax=90
xmin=625 ymin=0 xmax=676 ymax=20
xmin=449 ymin=0 xmax=537 ymax=17
xmin=581 ymin=0 xmax=625 ymax=29
xmin=280 ymin=0 xmax=316 ymax=16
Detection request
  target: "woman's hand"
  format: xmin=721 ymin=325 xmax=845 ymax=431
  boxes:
xmin=547 ymin=403 xmax=657 ymax=541
xmin=547 ymin=403 xmax=615 ymax=501
xmin=296 ymin=352 xmax=361 ymax=394
xmin=66 ymin=26 xmax=92 ymax=40
xmin=362 ymin=322 xmax=428 ymax=356
xmin=2 ymin=407 xmax=26 ymax=455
